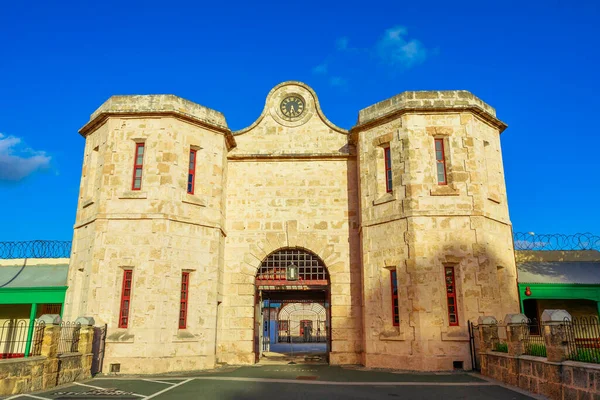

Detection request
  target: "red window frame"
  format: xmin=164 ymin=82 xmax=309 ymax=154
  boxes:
xmin=435 ymin=139 xmax=447 ymax=185
xmin=444 ymin=266 xmax=459 ymax=326
xmin=187 ymin=149 xmax=197 ymax=194
xmin=179 ymin=272 xmax=190 ymax=329
xmin=131 ymin=143 xmax=145 ymax=190
xmin=118 ymin=270 xmax=133 ymax=328
xmin=384 ymin=146 xmax=392 ymax=193
xmin=390 ymin=270 xmax=399 ymax=326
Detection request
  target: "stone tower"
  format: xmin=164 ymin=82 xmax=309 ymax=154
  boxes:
xmin=64 ymin=83 xmax=519 ymax=374
xmin=63 ymin=96 xmax=233 ymax=372
xmin=354 ymin=91 xmax=519 ymax=370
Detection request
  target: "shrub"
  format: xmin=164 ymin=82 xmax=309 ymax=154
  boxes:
xmin=571 ymin=349 xmax=600 ymax=364
xmin=526 ymin=343 xmax=547 ymax=357
xmin=494 ymin=342 xmax=508 ymax=353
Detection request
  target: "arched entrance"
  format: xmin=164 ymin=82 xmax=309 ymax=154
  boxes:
xmin=254 ymin=248 xmax=330 ymax=363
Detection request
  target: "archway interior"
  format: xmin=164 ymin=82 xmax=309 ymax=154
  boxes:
xmin=255 ymin=248 xmax=330 ymax=362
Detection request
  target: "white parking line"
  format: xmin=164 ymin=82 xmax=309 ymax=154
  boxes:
xmin=5 ymin=395 xmax=51 ymax=400
xmin=142 ymin=379 xmax=176 ymax=386
xmin=191 ymin=376 xmax=495 ymax=386
xmin=144 ymin=378 xmax=194 ymax=399
xmin=73 ymin=381 xmax=145 ymax=397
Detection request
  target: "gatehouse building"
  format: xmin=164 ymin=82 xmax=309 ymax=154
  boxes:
xmin=61 ymin=81 xmax=520 ymax=373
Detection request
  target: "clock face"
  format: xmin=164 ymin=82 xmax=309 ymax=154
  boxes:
xmin=280 ymin=95 xmax=305 ymax=118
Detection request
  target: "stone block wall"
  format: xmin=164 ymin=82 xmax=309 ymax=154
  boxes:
xmin=0 ymin=319 xmax=95 ymax=397
xmin=354 ymin=91 xmax=518 ymax=371
xmin=63 ymin=81 xmax=520 ymax=373
xmin=220 ymin=82 xmax=362 ymax=365
xmin=64 ymin=102 xmax=232 ymax=374
xmin=478 ymin=312 xmax=600 ymax=399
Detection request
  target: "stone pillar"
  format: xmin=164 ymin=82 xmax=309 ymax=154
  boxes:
xmin=75 ymin=317 xmax=96 ymax=354
xmin=477 ymin=316 xmax=499 ymax=352
xmin=541 ymin=309 xmax=572 ymax=363
xmin=38 ymin=314 xmax=61 ymax=390
xmin=504 ymin=313 xmax=528 ymax=356
xmin=75 ymin=317 xmax=96 ymax=379
xmin=39 ymin=314 xmax=62 ymax=358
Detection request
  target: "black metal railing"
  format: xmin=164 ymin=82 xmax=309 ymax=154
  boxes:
xmin=524 ymin=318 xmax=547 ymax=357
xmin=566 ymin=316 xmax=600 ymax=364
xmin=0 ymin=240 xmax=72 ymax=259
xmin=514 ymin=232 xmax=600 ymax=251
xmin=57 ymin=321 xmax=81 ymax=354
xmin=0 ymin=320 xmax=45 ymax=358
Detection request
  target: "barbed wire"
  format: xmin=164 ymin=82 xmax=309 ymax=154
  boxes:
xmin=0 ymin=241 xmax=72 ymax=259
xmin=513 ymin=232 xmax=600 ymax=251
xmin=0 ymin=233 xmax=597 ymax=259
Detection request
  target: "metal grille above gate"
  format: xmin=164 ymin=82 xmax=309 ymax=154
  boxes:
xmin=256 ymin=249 xmax=328 ymax=288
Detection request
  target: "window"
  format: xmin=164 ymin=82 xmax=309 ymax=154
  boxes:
xmin=384 ymin=146 xmax=392 ymax=193
xmin=132 ymin=143 xmax=145 ymax=190
xmin=278 ymin=320 xmax=289 ymax=331
xmin=179 ymin=272 xmax=190 ymax=329
xmin=444 ymin=266 xmax=458 ymax=326
xmin=118 ymin=270 xmax=133 ymax=328
xmin=435 ymin=139 xmax=447 ymax=185
xmin=390 ymin=270 xmax=399 ymax=326
xmin=187 ymin=149 xmax=197 ymax=194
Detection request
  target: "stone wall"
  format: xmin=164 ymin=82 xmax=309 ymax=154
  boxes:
xmin=220 ymin=82 xmax=362 ymax=365
xmin=0 ymin=316 xmax=94 ymax=397
xmin=478 ymin=311 xmax=600 ymax=399
xmin=483 ymin=352 xmax=600 ymax=399
xmin=63 ymin=107 xmax=230 ymax=373
xmin=64 ymin=81 xmax=519 ymax=373
xmin=355 ymin=91 xmax=518 ymax=371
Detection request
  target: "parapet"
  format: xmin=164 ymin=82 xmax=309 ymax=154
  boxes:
xmin=355 ymin=90 xmax=506 ymax=132
xmin=80 ymin=94 xmax=229 ymax=136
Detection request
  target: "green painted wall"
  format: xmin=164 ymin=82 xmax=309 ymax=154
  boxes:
xmin=0 ymin=287 xmax=67 ymax=305
xmin=518 ymin=283 xmax=600 ymax=317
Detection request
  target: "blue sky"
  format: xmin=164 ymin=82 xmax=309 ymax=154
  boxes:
xmin=0 ymin=0 xmax=598 ymax=241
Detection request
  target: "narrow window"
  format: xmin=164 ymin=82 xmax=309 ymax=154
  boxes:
xmin=118 ymin=270 xmax=133 ymax=328
xmin=384 ymin=146 xmax=392 ymax=193
xmin=390 ymin=270 xmax=399 ymax=326
xmin=179 ymin=272 xmax=190 ymax=329
xmin=187 ymin=149 xmax=197 ymax=194
xmin=435 ymin=139 xmax=447 ymax=185
xmin=444 ymin=266 xmax=458 ymax=326
xmin=132 ymin=143 xmax=145 ymax=190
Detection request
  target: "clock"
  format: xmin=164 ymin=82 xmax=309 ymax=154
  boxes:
xmin=280 ymin=95 xmax=305 ymax=118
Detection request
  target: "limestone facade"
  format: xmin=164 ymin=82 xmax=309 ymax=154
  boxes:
xmin=63 ymin=81 xmax=519 ymax=373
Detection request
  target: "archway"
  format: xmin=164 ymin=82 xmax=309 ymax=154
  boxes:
xmin=254 ymin=248 xmax=330 ymax=363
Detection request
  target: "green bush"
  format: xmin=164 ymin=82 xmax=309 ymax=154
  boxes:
xmin=526 ymin=343 xmax=547 ymax=357
xmin=571 ymin=349 xmax=600 ymax=364
xmin=494 ymin=342 xmax=508 ymax=353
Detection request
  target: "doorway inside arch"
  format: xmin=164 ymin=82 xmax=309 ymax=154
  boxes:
xmin=254 ymin=248 xmax=330 ymax=364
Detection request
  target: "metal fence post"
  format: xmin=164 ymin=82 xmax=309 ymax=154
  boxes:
xmin=23 ymin=303 xmax=38 ymax=357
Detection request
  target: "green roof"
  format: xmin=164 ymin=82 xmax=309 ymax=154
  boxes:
xmin=0 ymin=264 xmax=69 ymax=288
xmin=518 ymin=261 xmax=600 ymax=285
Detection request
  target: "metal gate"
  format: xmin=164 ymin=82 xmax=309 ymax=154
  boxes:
xmin=468 ymin=320 xmax=480 ymax=371
xmin=91 ymin=324 xmax=107 ymax=375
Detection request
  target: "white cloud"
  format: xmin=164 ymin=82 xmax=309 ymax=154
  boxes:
xmin=376 ymin=25 xmax=428 ymax=68
xmin=329 ymin=76 xmax=347 ymax=87
xmin=312 ymin=63 xmax=328 ymax=74
xmin=0 ymin=133 xmax=51 ymax=182
xmin=312 ymin=26 xmax=431 ymax=87
xmin=335 ymin=37 xmax=349 ymax=51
